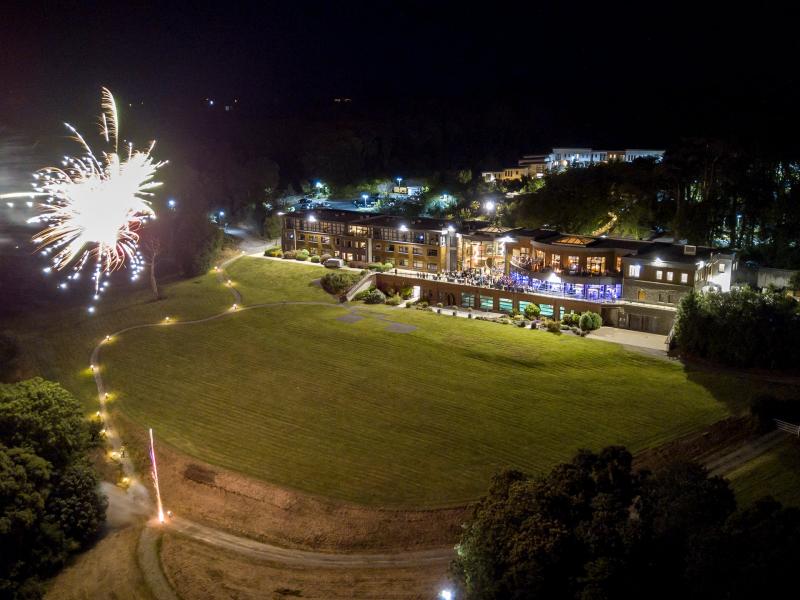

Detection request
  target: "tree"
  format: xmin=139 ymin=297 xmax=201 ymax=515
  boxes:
xmin=143 ymin=236 xmax=162 ymax=299
xmin=452 ymin=447 xmax=795 ymax=600
xmin=0 ymin=378 xmax=106 ymax=597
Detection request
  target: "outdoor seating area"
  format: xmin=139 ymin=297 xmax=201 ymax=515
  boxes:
xmin=402 ymin=268 xmax=622 ymax=302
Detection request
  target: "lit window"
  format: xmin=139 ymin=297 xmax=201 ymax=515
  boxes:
xmin=718 ymin=263 xmax=726 ymax=273
xmin=656 ymin=270 xmax=663 ymax=280
xmin=680 ymin=273 xmax=688 ymax=283
xmin=666 ymin=271 xmax=674 ymax=282
xmin=628 ymin=264 xmax=641 ymax=277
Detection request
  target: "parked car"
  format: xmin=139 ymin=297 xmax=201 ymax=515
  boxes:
xmin=296 ymin=198 xmax=313 ymax=209
xmin=324 ymin=257 xmax=345 ymax=268
xmin=316 ymin=200 xmax=331 ymax=208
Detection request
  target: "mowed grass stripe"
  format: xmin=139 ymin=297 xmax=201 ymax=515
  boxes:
xmin=105 ymin=298 xmax=730 ymax=506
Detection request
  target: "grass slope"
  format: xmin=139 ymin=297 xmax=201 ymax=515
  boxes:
xmin=728 ymin=439 xmax=800 ymax=507
xmin=104 ymin=289 xmax=731 ymax=506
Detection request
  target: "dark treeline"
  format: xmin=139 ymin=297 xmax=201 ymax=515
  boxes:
xmin=674 ymin=289 xmax=800 ymax=369
xmin=453 ymin=447 xmax=800 ymax=600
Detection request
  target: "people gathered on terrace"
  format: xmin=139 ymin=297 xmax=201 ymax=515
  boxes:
xmin=401 ymin=267 xmax=621 ymax=301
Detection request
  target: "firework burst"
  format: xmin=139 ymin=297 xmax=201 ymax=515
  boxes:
xmin=2 ymin=87 xmax=167 ymax=312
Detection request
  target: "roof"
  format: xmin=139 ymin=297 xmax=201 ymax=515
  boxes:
xmin=360 ymin=214 xmax=457 ymax=231
xmin=627 ymin=242 xmax=716 ymax=264
xmin=290 ymin=209 xmax=370 ymax=223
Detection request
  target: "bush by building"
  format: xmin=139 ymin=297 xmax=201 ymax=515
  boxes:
xmin=320 ymin=271 xmax=361 ymax=295
xmin=363 ymin=288 xmax=387 ymax=304
xmin=523 ymin=303 xmax=541 ymax=320
xmin=264 ymin=246 xmax=283 ymax=258
xmin=579 ymin=311 xmax=602 ymax=331
xmin=544 ymin=319 xmax=561 ymax=334
xmin=562 ymin=312 xmax=580 ymax=327
xmin=320 ymin=253 xmax=332 ymax=263
xmin=385 ymin=294 xmax=402 ymax=306
xmin=674 ymin=289 xmax=800 ymax=369
xmin=283 ymin=250 xmax=297 ymax=260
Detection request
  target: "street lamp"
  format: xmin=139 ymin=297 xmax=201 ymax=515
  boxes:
xmin=396 ymin=176 xmax=403 ymax=187
xmin=484 ymin=200 xmax=495 ymax=213
xmin=167 ymin=198 xmax=177 ymax=210
xmin=439 ymin=590 xmax=454 ymax=600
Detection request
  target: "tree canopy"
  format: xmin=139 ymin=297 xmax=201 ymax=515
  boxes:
xmin=453 ymin=446 xmax=800 ymax=600
xmin=0 ymin=378 xmax=106 ymax=598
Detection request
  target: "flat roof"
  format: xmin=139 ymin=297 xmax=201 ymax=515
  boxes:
xmin=627 ymin=242 xmax=716 ymax=264
xmin=289 ymin=209 xmax=371 ymax=223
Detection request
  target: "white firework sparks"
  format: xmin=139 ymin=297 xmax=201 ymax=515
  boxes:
xmin=2 ymin=87 xmax=166 ymax=311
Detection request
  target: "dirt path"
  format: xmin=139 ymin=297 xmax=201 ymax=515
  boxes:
xmin=167 ymin=517 xmax=453 ymax=568
xmin=91 ymin=252 xmax=455 ymax=598
xmin=703 ymin=429 xmax=787 ymax=477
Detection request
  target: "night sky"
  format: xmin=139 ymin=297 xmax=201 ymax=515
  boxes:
xmin=3 ymin=1 xmax=799 ymax=153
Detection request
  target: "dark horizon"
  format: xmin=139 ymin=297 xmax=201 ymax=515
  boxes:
xmin=3 ymin=2 xmax=800 ymax=161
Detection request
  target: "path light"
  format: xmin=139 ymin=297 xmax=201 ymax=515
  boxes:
xmin=231 ymin=303 xmax=238 ymax=311
xmin=440 ymin=590 xmax=454 ymax=600
xmin=227 ymin=279 xmax=232 ymax=285
xmin=105 ymin=334 xmax=111 ymax=341
xmin=164 ymin=316 xmax=170 ymax=322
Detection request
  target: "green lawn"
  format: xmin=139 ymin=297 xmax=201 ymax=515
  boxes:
xmin=101 ymin=267 xmax=734 ymax=506
xmin=727 ymin=439 xmax=800 ymax=507
xmin=4 ymin=256 xmax=775 ymax=507
xmin=225 ymin=257 xmax=337 ymax=305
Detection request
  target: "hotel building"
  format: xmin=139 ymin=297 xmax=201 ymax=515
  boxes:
xmin=281 ymin=209 xmax=735 ymax=335
xmin=482 ymin=147 xmax=665 ymax=182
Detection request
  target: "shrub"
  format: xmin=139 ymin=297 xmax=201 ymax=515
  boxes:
xmin=437 ymin=302 xmax=444 ymax=308
xmin=510 ymin=309 xmax=521 ymax=317
xmin=523 ymin=303 xmax=541 ymax=320
xmin=348 ymin=260 xmax=368 ymax=269
xmin=385 ymin=295 xmax=402 ymax=306
xmin=310 ymin=255 xmax=320 ymax=263
xmin=353 ymin=286 xmax=375 ymax=301
xmin=283 ymin=250 xmax=297 ymax=260
xmin=367 ymin=262 xmax=384 ymax=271
xmin=295 ymin=253 xmax=308 ymax=261
xmin=363 ymin=288 xmax=387 ymax=304
xmin=518 ymin=320 xmax=527 ymax=328
xmin=400 ymin=285 xmax=414 ymax=299
xmin=579 ymin=311 xmax=602 ymax=331
xmin=320 ymin=271 xmax=360 ymax=295
xmin=562 ymin=312 xmax=580 ymax=327
xmin=383 ymin=262 xmax=394 ymax=271
xmin=320 ymin=253 xmax=332 ymax=263
xmin=544 ymin=319 xmax=562 ymax=334
xmin=264 ymin=246 xmax=283 ymax=258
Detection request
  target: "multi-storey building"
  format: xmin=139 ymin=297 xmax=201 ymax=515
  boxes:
xmin=280 ymin=209 xmax=735 ymax=335
xmin=481 ymin=147 xmax=665 ymax=182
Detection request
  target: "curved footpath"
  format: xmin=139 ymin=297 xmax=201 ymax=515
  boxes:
xmin=91 ymin=252 xmax=454 ymax=599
